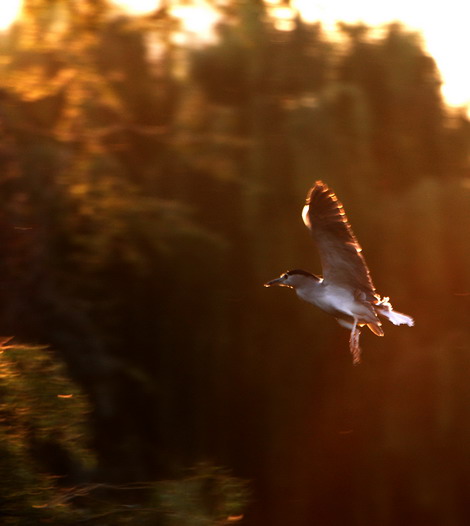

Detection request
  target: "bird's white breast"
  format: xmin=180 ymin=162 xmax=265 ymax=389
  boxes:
xmin=296 ymin=283 xmax=357 ymax=317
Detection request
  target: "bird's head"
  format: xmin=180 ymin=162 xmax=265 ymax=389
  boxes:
xmin=264 ymin=269 xmax=321 ymax=289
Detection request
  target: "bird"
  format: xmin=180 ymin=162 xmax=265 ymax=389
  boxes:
xmin=264 ymin=181 xmax=414 ymax=364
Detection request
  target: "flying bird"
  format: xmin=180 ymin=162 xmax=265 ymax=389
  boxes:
xmin=264 ymin=181 xmax=414 ymax=364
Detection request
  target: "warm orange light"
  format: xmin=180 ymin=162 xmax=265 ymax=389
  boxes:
xmin=423 ymin=15 xmax=470 ymax=109
xmin=170 ymin=2 xmax=222 ymax=45
xmin=269 ymin=5 xmax=296 ymax=32
xmin=3 ymin=0 xmax=464 ymax=111
xmin=0 ymin=0 xmax=22 ymax=31
xmin=111 ymin=0 xmax=161 ymax=15
xmin=290 ymin=0 xmax=470 ymax=110
xmin=226 ymin=515 xmax=244 ymax=523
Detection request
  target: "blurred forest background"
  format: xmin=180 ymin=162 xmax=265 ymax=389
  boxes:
xmin=1 ymin=0 xmax=470 ymax=524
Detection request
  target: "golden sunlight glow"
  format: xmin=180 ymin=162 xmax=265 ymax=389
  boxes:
xmin=112 ymin=0 xmax=222 ymax=45
xmin=290 ymin=0 xmax=470 ymax=109
xmin=1 ymin=0 xmax=468 ymax=110
xmin=169 ymin=2 xmax=222 ymax=45
xmin=0 ymin=0 xmax=22 ymax=31
xmin=111 ymin=0 xmax=160 ymax=15
xmin=269 ymin=6 xmax=296 ymax=32
xmin=421 ymin=14 xmax=470 ymax=108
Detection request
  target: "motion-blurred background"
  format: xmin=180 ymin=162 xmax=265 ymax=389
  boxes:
xmin=1 ymin=1 xmax=470 ymax=525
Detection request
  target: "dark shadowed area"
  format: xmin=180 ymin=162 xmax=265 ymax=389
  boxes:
xmin=1 ymin=1 xmax=470 ymax=525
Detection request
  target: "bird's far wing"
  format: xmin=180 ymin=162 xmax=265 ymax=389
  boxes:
xmin=302 ymin=181 xmax=376 ymax=299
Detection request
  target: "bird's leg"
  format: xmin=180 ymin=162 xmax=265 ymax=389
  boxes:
xmin=349 ymin=318 xmax=362 ymax=365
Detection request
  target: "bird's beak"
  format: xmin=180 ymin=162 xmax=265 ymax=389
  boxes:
xmin=264 ymin=277 xmax=283 ymax=287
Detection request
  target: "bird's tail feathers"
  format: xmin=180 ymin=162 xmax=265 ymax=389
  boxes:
xmin=375 ymin=297 xmax=414 ymax=327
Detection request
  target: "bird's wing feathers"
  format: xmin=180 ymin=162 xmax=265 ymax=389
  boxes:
xmin=302 ymin=181 xmax=376 ymax=299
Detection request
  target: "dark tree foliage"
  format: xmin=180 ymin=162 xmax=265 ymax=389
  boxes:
xmin=1 ymin=1 xmax=470 ymax=525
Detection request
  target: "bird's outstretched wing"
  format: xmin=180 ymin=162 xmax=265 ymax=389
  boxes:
xmin=302 ymin=181 xmax=376 ymax=300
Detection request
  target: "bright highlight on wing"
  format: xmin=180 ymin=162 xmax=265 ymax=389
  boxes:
xmin=0 ymin=0 xmax=21 ymax=31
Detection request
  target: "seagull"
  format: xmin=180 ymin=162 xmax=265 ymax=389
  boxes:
xmin=264 ymin=181 xmax=414 ymax=364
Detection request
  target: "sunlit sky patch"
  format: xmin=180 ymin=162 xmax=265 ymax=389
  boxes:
xmin=169 ymin=2 xmax=222 ymax=45
xmin=289 ymin=0 xmax=470 ymax=109
xmin=0 ymin=0 xmax=469 ymax=109
xmin=0 ymin=1 xmax=21 ymax=31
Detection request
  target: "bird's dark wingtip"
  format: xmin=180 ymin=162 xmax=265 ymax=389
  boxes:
xmin=313 ymin=180 xmax=328 ymax=190
xmin=306 ymin=181 xmax=334 ymax=206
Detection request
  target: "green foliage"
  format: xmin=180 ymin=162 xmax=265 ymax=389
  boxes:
xmin=155 ymin=463 xmax=249 ymax=525
xmin=0 ymin=344 xmax=249 ymax=525
xmin=0 ymin=343 xmax=94 ymax=523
